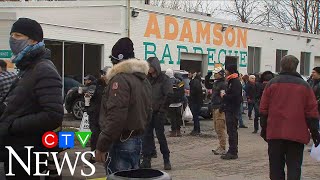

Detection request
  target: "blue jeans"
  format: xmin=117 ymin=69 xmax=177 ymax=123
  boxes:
xmin=248 ymin=102 xmax=259 ymax=119
xmin=105 ymin=136 xmax=142 ymax=175
xmin=248 ymin=102 xmax=260 ymax=131
xmin=239 ymin=103 xmax=244 ymax=126
xmin=191 ymin=103 xmax=201 ymax=133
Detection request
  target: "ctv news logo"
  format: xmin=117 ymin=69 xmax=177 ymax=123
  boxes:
xmin=5 ymin=131 xmax=96 ymax=177
xmin=42 ymin=131 xmax=92 ymax=148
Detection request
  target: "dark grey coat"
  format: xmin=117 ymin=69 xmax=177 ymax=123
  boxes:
xmin=147 ymin=57 xmax=172 ymax=113
xmin=0 ymin=47 xmax=63 ymax=150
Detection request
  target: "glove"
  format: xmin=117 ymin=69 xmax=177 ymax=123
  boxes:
xmin=219 ymin=107 xmax=224 ymax=113
xmin=260 ymin=114 xmax=268 ymax=142
xmin=306 ymin=118 xmax=320 ymax=147
xmin=207 ymin=71 xmax=213 ymax=77
xmin=260 ymin=128 xmax=267 ymax=142
xmin=311 ymin=131 xmax=320 ymax=147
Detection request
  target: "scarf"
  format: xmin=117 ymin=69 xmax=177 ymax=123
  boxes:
xmin=11 ymin=41 xmax=45 ymax=64
xmin=226 ymin=73 xmax=239 ymax=81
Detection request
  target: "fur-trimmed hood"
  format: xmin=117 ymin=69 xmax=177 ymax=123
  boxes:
xmin=106 ymin=58 xmax=149 ymax=82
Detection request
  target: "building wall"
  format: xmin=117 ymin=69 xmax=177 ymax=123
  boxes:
xmin=0 ymin=12 xmax=16 ymax=70
xmin=1 ymin=1 xmax=320 ymax=75
xmin=129 ymin=2 xmax=320 ymax=75
xmin=0 ymin=1 xmax=127 ymax=68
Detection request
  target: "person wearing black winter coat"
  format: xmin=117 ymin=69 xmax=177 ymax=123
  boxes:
xmin=0 ymin=18 xmax=63 ymax=179
xmin=221 ymin=65 xmax=242 ymax=160
xmin=245 ymin=75 xmax=261 ymax=133
xmin=310 ymin=67 xmax=320 ymax=113
xmin=259 ymin=71 xmax=275 ymax=97
xmin=205 ymin=67 xmax=228 ymax=155
xmin=87 ymin=68 xmax=108 ymax=163
xmin=166 ymin=68 xmax=184 ymax=137
xmin=141 ymin=57 xmax=172 ymax=170
xmin=189 ymin=72 xmax=203 ymax=135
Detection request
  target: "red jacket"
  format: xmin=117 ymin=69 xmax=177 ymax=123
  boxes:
xmin=260 ymin=72 xmax=319 ymax=144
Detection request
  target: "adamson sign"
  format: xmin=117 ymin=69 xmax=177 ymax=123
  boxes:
xmin=142 ymin=13 xmax=248 ymax=67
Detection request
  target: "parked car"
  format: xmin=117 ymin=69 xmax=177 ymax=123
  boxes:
xmin=200 ymin=77 xmax=212 ymax=119
xmin=65 ymin=86 xmax=85 ymax=120
xmin=173 ymin=71 xmax=211 ymax=119
xmin=64 ymin=85 xmax=95 ymax=120
xmin=64 ymin=76 xmax=81 ymax=98
xmin=173 ymin=70 xmax=190 ymax=97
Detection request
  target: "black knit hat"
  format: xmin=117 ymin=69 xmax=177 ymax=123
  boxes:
xmin=10 ymin=18 xmax=43 ymax=42
xmin=261 ymin=71 xmax=274 ymax=82
xmin=109 ymin=37 xmax=134 ymax=63
xmin=226 ymin=64 xmax=237 ymax=74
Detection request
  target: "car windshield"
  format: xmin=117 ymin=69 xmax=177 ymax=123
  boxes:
xmin=183 ymin=78 xmax=190 ymax=89
xmin=174 ymin=72 xmax=190 ymax=90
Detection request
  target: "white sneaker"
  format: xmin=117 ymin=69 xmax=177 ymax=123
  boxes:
xmin=212 ymin=147 xmax=226 ymax=155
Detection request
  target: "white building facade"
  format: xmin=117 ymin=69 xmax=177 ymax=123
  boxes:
xmin=0 ymin=0 xmax=320 ymax=79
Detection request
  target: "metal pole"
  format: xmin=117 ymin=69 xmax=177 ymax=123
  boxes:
xmin=62 ymin=41 xmax=65 ymax=98
xmin=82 ymin=44 xmax=85 ymax=84
xmin=316 ymin=0 xmax=320 ymax=34
xmin=127 ymin=0 xmax=131 ymax=37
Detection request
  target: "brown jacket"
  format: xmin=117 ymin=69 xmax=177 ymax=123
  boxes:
xmin=96 ymin=59 xmax=152 ymax=152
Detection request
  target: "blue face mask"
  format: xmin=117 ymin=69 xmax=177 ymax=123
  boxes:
xmin=9 ymin=37 xmax=30 ymax=55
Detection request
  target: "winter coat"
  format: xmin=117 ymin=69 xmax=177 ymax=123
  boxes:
xmin=260 ymin=72 xmax=319 ymax=144
xmin=147 ymin=57 xmax=173 ymax=113
xmin=309 ymin=79 xmax=320 ymax=113
xmin=88 ymin=78 xmax=106 ymax=129
xmin=96 ymin=59 xmax=152 ymax=152
xmin=223 ymin=76 xmax=242 ymax=112
xmin=204 ymin=76 xmax=226 ymax=109
xmin=189 ymin=74 xmax=203 ymax=105
xmin=167 ymin=77 xmax=184 ymax=105
xmin=0 ymin=47 xmax=63 ymax=150
xmin=245 ymin=82 xmax=260 ymax=103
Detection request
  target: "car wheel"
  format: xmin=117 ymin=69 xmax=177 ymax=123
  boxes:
xmin=72 ymin=98 xmax=85 ymax=120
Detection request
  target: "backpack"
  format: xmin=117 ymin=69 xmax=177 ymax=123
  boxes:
xmin=168 ymin=79 xmax=185 ymax=104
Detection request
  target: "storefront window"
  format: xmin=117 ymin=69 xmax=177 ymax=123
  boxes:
xmin=64 ymin=42 xmax=83 ymax=84
xmin=300 ymin=52 xmax=311 ymax=76
xmin=45 ymin=40 xmax=63 ymax=75
xmin=44 ymin=39 xmax=102 ymax=95
xmin=84 ymin=44 xmax=102 ymax=78
xmin=247 ymin=46 xmax=261 ymax=74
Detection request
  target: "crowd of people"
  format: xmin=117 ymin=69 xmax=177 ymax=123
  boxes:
xmin=0 ymin=17 xmax=320 ymax=180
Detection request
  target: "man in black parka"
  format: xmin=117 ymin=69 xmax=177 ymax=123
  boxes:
xmin=0 ymin=18 xmax=63 ymax=179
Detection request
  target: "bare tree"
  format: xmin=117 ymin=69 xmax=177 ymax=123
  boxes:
xmin=222 ymin=0 xmax=268 ymax=24
xmin=267 ymin=0 xmax=320 ymax=34
xmin=148 ymin=0 xmax=219 ymax=16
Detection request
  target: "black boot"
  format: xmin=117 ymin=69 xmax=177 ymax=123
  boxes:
xmin=164 ymin=160 xmax=172 ymax=170
xmin=221 ymin=153 xmax=238 ymax=160
xmin=151 ymin=151 xmax=157 ymax=158
xmin=140 ymin=157 xmax=151 ymax=169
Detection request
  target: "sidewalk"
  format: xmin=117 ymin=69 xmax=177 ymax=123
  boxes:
xmin=61 ymin=115 xmax=320 ymax=180
xmin=0 ymin=115 xmax=317 ymax=179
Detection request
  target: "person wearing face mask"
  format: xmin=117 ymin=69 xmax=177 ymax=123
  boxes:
xmin=95 ymin=38 xmax=152 ymax=175
xmin=0 ymin=18 xmax=63 ymax=179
